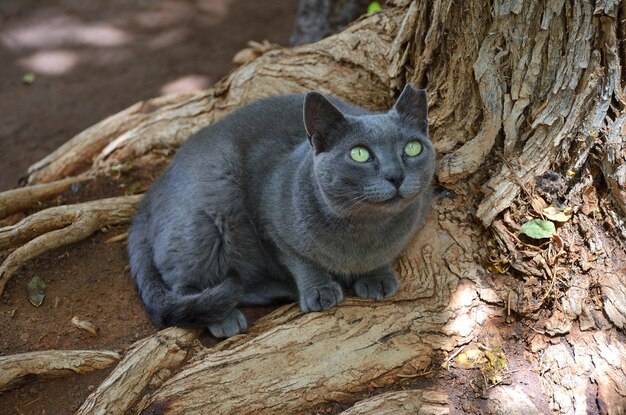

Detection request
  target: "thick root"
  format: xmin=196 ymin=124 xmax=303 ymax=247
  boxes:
xmin=75 ymin=328 xmax=198 ymax=415
xmin=338 ymin=389 xmax=449 ymax=415
xmin=0 ymin=350 xmax=120 ymax=393
xmin=0 ymin=176 xmax=90 ymax=220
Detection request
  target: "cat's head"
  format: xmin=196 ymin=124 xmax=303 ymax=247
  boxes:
xmin=303 ymin=84 xmax=435 ymax=219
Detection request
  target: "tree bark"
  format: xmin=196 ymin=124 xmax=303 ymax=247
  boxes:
xmin=289 ymin=0 xmax=373 ymax=46
xmin=0 ymin=350 xmax=120 ymax=393
xmin=1 ymin=0 xmax=625 ymax=413
xmin=337 ymin=389 xmax=449 ymax=415
xmin=76 ymin=328 xmax=198 ymax=415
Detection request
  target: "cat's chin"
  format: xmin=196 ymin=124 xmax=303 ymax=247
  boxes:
xmin=380 ymin=194 xmax=405 ymax=205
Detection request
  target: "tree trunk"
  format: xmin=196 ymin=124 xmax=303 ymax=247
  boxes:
xmin=289 ymin=0 xmax=373 ymax=45
xmin=1 ymin=0 xmax=625 ymax=413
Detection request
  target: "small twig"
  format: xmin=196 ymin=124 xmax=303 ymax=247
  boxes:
xmin=524 ymin=321 xmax=545 ymax=335
xmin=396 ymin=370 xmax=432 ymax=378
xmin=507 ymin=289 xmax=512 ymax=316
xmin=104 ymin=232 xmax=129 ymax=244
xmin=23 ymin=396 xmax=44 ymax=407
xmin=0 ymin=176 xmax=91 ymax=220
xmin=496 ymin=152 xmax=533 ymax=200
xmin=444 ymin=344 xmax=467 ymax=370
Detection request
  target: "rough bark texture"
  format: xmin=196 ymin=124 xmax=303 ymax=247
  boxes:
xmin=0 ymin=176 xmax=89 ymax=220
xmin=289 ymin=0 xmax=373 ymax=45
xmin=1 ymin=0 xmax=625 ymax=413
xmin=0 ymin=350 xmax=120 ymax=393
xmin=337 ymin=389 xmax=449 ymax=415
xmin=75 ymin=328 xmax=197 ymax=415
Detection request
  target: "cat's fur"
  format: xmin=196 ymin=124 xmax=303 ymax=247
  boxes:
xmin=128 ymin=84 xmax=436 ymax=337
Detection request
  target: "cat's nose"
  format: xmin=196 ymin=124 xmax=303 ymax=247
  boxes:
xmin=385 ymin=173 xmax=405 ymax=190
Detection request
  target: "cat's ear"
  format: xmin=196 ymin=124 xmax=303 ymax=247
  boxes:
xmin=303 ymin=91 xmax=346 ymax=154
xmin=393 ymin=84 xmax=428 ymax=134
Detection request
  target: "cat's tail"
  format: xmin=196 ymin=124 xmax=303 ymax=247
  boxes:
xmin=128 ymin=226 xmax=241 ymax=328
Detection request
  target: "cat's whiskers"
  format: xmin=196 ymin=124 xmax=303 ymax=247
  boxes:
xmin=311 ymin=192 xmax=371 ymax=231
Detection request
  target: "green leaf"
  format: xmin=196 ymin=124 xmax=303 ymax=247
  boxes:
xmin=367 ymin=1 xmax=382 ymax=14
xmin=520 ymin=219 xmax=555 ymax=239
xmin=27 ymin=276 xmax=47 ymax=307
xmin=22 ymin=72 xmax=36 ymax=85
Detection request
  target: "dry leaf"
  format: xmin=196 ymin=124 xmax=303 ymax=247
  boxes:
xmin=542 ymin=206 xmax=572 ymax=222
xmin=531 ymin=196 xmax=548 ymax=214
xmin=27 ymin=276 xmax=46 ymax=307
xmin=581 ymin=186 xmax=598 ymax=215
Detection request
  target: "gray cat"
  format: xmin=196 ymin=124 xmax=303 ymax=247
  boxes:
xmin=128 ymin=84 xmax=436 ymax=338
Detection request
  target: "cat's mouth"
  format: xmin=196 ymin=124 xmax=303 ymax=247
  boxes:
xmin=384 ymin=193 xmax=404 ymax=203
xmin=377 ymin=190 xmax=420 ymax=206
xmin=370 ymin=192 xmax=406 ymax=206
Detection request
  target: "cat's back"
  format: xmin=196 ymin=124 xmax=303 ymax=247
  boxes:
xmin=176 ymin=93 xmax=370 ymax=167
xmin=141 ymin=92 xmax=372 ymax=206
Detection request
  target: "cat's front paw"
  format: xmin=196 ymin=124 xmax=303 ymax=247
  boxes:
xmin=353 ymin=271 xmax=399 ymax=300
xmin=300 ymin=281 xmax=344 ymax=312
xmin=208 ymin=309 xmax=248 ymax=338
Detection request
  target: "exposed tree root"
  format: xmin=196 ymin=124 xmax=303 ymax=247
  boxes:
xmin=0 ymin=349 xmax=120 ymax=393
xmin=338 ymin=389 xmax=449 ymax=415
xmin=0 ymin=176 xmax=91 ymax=220
xmin=76 ymin=328 xmax=197 ymax=415
xmin=0 ymin=195 xmax=140 ymax=295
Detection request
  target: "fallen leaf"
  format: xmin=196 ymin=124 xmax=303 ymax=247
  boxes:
xmin=22 ymin=72 xmax=36 ymax=84
xmin=27 ymin=276 xmax=46 ymax=307
xmin=581 ymin=186 xmax=598 ymax=215
xmin=542 ymin=206 xmax=572 ymax=222
xmin=520 ymin=219 xmax=555 ymax=239
xmin=367 ymin=1 xmax=382 ymax=14
xmin=531 ymin=196 xmax=548 ymax=214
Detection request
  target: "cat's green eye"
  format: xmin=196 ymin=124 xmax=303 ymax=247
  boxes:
xmin=404 ymin=141 xmax=422 ymax=157
xmin=350 ymin=146 xmax=371 ymax=162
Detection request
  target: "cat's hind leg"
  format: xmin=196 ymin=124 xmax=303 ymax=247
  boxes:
xmin=152 ymin=206 xmax=249 ymax=335
xmin=207 ymin=309 xmax=247 ymax=338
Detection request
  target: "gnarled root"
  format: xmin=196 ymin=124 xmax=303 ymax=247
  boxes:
xmin=0 ymin=195 xmax=141 ymax=295
xmin=0 ymin=176 xmax=91 ymax=220
xmin=0 ymin=349 xmax=120 ymax=393
xmin=75 ymin=328 xmax=197 ymax=415
xmin=338 ymin=389 xmax=450 ymax=415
